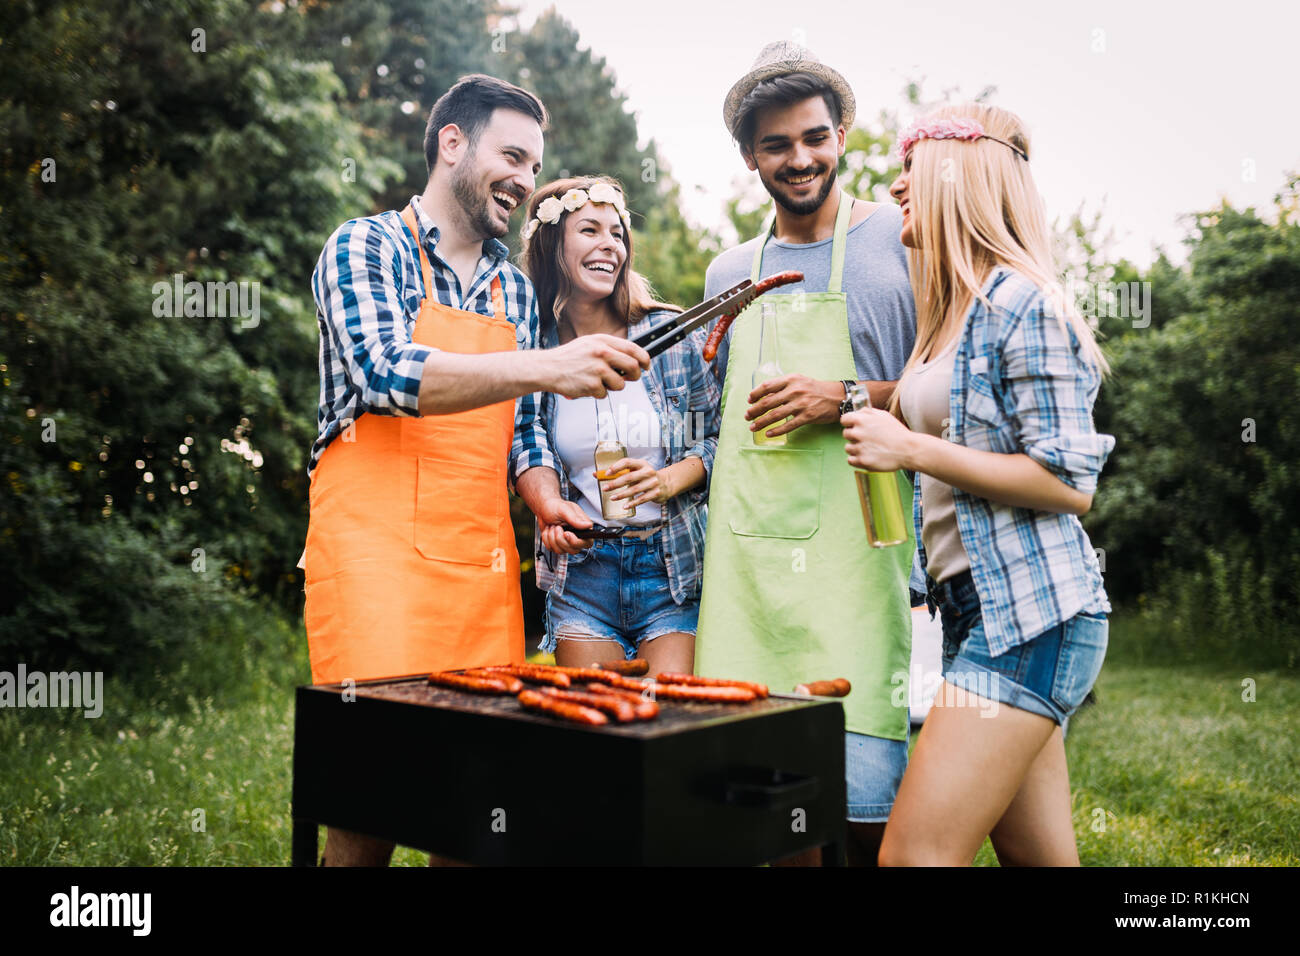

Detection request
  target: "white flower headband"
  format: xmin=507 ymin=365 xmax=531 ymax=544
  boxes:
xmin=521 ymin=182 xmax=632 ymax=242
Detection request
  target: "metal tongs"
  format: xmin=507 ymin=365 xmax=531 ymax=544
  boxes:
xmin=631 ymin=277 xmax=760 ymax=359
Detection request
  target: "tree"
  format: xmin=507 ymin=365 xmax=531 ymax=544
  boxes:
xmin=0 ymin=0 xmax=400 ymax=673
xmin=1086 ymin=177 xmax=1300 ymax=666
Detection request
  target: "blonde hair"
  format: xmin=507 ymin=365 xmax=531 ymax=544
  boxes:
xmin=893 ymin=103 xmax=1107 ymax=411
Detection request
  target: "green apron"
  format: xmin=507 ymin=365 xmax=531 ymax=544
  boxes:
xmin=697 ymin=193 xmax=914 ymax=741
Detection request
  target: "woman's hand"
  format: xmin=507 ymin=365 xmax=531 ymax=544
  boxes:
xmin=841 ymin=408 xmax=917 ymax=473
xmin=600 ymin=458 xmax=673 ymax=508
xmin=535 ymin=496 xmax=594 ymax=555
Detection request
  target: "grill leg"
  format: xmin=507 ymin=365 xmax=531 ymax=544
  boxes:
xmin=820 ymin=839 xmax=846 ymax=867
xmin=292 ymin=817 xmax=319 ymax=867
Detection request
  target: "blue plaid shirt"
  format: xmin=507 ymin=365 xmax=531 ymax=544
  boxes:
xmin=308 ymin=195 xmax=554 ymax=483
xmin=514 ymin=312 xmax=720 ymax=604
xmin=922 ymin=266 xmax=1114 ymax=655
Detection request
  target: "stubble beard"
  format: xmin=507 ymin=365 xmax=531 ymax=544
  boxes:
xmin=763 ymin=164 xmax=838 ymax=217
xmin=451 ymin=148 xmax=506 ymax=241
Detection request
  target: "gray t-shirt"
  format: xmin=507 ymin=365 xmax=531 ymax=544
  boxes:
xmin=705 ymin=202 xmax=916 ymax=384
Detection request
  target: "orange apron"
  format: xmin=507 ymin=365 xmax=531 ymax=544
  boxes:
xmin=303 ymin=204 xmax=525 ymax=684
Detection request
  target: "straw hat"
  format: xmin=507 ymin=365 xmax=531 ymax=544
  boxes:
xmin=722 ymin=41 xmax=856 ymax=140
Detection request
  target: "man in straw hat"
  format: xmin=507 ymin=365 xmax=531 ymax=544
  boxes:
xmin=697 ymin=41 xmax=919 ymax=866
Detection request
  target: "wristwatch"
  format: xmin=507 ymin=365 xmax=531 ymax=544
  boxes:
xmin=838 ymin=380 xmax=858 ymax=416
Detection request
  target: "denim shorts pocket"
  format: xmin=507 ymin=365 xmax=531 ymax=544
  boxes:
xmin=1049 ymin=612 xmax=1108 ymax=715
xmin=565 ymin=545 xmax=597 ymax=568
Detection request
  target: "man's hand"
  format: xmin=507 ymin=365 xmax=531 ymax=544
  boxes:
xmin=601 ymin=458 xmax=673 ymax=508
xmin=746 ymin=374 xmax=845 ymax=438
xmin=536 ymin=496 xmax=594 ymax=555
xmin=543 ymin=334 xmax=650 ymax=399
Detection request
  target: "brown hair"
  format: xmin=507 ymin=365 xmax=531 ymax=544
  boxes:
xmin=424 ymin=73 xmax=548 ymax=174
xmin=734 ymin=72 xmax=842 ymax=153
xmin=520 ymin=176 xmax=680 ymax=338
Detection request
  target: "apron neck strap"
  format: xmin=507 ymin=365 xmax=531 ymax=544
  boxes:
xmin=402 ymin=202 xmax=507 ymax=319
xmin=750 ymin=191 xmax=855 ymax=293
xmin=400 ymin=203 xmax=436 ymax=301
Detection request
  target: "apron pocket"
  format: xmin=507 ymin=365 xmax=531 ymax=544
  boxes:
xmin=727 ymin=446 xmax=822 ymax=539
xmin=413 ymin=456 xmax=502 ymax=564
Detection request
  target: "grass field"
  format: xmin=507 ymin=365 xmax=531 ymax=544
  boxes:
xmin=2 ymin=614 xmax=1295 ymax=866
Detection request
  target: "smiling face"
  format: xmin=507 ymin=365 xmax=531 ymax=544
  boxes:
xmin=743 ymin=96 xmax=845 ymax=216
xmin=449 ymin=107 xmax=544 ymax=239
xmin=889 ymin=149 xmax=916 ymax=247
xmin=560 ymin=202 xmax=628 ymax=303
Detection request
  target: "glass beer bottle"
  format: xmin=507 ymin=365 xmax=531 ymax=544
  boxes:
xmin=846 ymin=383 xmax=909 ymax=548
xmin=752 ymin=302 xmax=790 ymax=446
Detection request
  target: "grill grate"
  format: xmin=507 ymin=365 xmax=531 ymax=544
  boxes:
xmin=346 ymin=675 xmax=808 ymax=737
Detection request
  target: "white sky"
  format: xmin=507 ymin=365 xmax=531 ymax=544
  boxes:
xmin=516 ymin=0 xmax=1300 ymax=267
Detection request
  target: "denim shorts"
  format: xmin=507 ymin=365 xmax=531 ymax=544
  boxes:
xmin=928 ymin=571 xmax=1108 ymax=732
xmin=541 ymin=533 xmax=699 ymax=660
xmin=846 ymin=729 xmax=909 ymax=823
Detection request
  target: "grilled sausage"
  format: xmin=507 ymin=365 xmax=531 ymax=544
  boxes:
xmin=652 ymin=683 xmax=757 ymax=703
xmin=426 ymin=672 xmax=515 ymax=694
xmin=584 ymin=682 xmax=660 ymax=719
xmin=590 ymin=673 xmax=658 ymax=694
xmin=460 ymin=669 xmax=524 ymax=693
xmin=701 ymin=270 xmax=804 ymax=362
xmin=537 ymin=687 xmax=637 ymax=723
xmin=655 ymin=672 xmax=769 ymax=698
xmin=545 ymin=665 xmax=624 ymax=683
xmin=479 ymin=664 xmax=571 ymax=688
xmin=798 ymin=679 xmax=852 ymax=697
xmin=517 ymin=689 xmax=607 ymax=725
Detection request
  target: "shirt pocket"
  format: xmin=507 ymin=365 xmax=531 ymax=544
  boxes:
xmin=727 ymin=446 xmax=822 ymax=539
xmin=964 ymin=372 xmax=1001 ymax=426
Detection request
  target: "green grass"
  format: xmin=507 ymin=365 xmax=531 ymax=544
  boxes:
xmin=2 ymin=614 xmax=1295 ymax=866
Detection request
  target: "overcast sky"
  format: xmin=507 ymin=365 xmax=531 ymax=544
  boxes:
xmin=515 ymin=0 xmax=1300 ymax=267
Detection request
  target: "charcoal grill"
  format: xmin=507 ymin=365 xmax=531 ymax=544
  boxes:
xmin=291 ymin=674 xmax=847 ymax=865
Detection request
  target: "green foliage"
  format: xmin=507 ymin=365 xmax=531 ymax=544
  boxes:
xmin=0 ymin=0 xmax=399 ymax=672
xmin=1088 ymin=178 xmax=1300 ymax=667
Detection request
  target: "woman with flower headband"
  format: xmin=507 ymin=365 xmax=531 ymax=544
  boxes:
xmin=513 ymin=176 xmax=719 ymax=675
xmin=841 ymin=104 xmax=1114 ymax=865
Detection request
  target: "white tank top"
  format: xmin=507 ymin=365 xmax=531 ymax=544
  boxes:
xmin=553 ymin=377 xmax=666 ymax=525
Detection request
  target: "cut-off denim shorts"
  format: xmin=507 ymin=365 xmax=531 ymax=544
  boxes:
xmin=928 ymin=570 xmax=1108 ymax=733
xmin=541 ymin=533 xmax=698 ymax=660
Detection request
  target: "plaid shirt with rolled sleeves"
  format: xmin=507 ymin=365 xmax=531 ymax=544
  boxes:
xmin=513 ymin=311 xmax=721 ymax=605
xmin=308 ymin=195 xmax=554 ymax=484
xmin=922 ymin=265 xmax=1115 ymax=656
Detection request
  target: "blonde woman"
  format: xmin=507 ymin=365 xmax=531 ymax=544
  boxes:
xmin=841 ymin=104 xmax=1114 ymax=865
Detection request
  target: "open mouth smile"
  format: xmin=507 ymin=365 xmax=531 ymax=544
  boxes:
xmin=491 ymin=189 xmax=520 ymax=213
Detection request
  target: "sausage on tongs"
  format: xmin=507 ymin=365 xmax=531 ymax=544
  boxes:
xmin=702 ymin=270 xmax=804 ymax=361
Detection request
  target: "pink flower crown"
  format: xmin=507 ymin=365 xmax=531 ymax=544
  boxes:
xmin=896 ymin=118 xmax=1028 ymax=161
